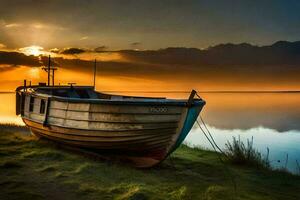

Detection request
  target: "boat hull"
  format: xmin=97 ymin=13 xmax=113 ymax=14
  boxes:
xmin=17 ymin=89 xmax=205 ymax=167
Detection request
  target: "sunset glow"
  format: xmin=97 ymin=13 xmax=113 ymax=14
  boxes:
xmin=29 ymin=67 xmax=40 ymax=79
xmin=0 ymin=1 xmax=298 ymax=92
xmin=19 ymin=46 xmax=44 ymax=56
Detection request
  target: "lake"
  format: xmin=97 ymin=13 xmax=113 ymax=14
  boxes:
xmin=1 ymin=92 xmax=300 ymax=173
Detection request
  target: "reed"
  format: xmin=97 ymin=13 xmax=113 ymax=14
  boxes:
xmin=224 ymin=136 xmax=270 ymax=169
xmin=296 ymin=160 xmax=300 ymax=175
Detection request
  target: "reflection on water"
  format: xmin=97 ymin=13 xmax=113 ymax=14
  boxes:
xmin=191 ymin=92 xmax=300 ymax=173
xmin=186 ymin=125 xmax=300 ymax=173
xmin=0 ymin=92 xmax=299 ymax=173
xmin=200 ymin=93 xmax=300 ymax=132
xmin=0 ymin=93 xmax=24 ymax=125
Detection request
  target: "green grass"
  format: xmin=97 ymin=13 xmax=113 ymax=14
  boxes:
xmin=224 ymin=136 xmax=270 ymax=169
xmin=0 ymin=124 xmax=299 ymax=200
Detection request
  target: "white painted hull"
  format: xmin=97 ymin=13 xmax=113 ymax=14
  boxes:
xmin=16 ymin=86 xmax=205 ymax=167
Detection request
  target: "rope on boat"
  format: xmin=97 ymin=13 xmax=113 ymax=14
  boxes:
xmin=200 ymin=116 xmax=226 ymax=155
xmin=195 ymin=91 xmax=226 ymax=155
xmin=196 ymin=120 xmax=219 ymax=155
xmin=195 ymin=91 xmax=237 ymax=195
xmin=196 ymin=118 xmax=237 ymax=196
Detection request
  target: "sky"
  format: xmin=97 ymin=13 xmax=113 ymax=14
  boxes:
xmin=0 ymin=0 xmax=300 ymax=50
xmin=0 ymin=0 xmax=300 ymax=92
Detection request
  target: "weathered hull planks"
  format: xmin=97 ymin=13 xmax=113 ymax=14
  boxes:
xmin=22 ymin=97 xmax=186 ymax=153
xmin=30 ymin=128 xmax=171 ymax=151
xmin=27 ymin=122 xmax=174 ymax=143
xmin=51 ymin=101 xmax=183 ymax=114
xmin=49 ymin=110 xmax=182 ymax=123
xmin=24 ymin=119 xmax=178 ymax=137
xmin=17 ymin=86 xmax=205 ymax=167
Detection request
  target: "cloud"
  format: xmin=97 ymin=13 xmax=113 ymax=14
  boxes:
xmin=49 ymin=48 xmax=60 ymax=53
xmin=30 ymin=23 xmax=66 ymax=30
xmin=1 ymin=41 xmax=300 ymax=87
xmin=54 ymin=41 xmax=300 ymax=67
xmin=0 ymin=43 xmax=6 ymax=49
xmin=119 ymin=41 xmax=300 ymax=66
xmin=131 ymin=42 xmax=141 ymax=46
xmin=60 ymin=48 xmax=86 ymax=55
xmin=30 ymin=23 xmax=48 ymax=29
xmin=2 ymin=21 xmax=65 ymax=31
xmin=94 ymin=46 xmax=108 ymax=52
xmin=0 ymin=51 xmax=41 ymax=69
xmin=0 ymin=64 xmax=18 ymax=72
xmin=4 ymin=23 xmax=22 ymax=28
xmin=19 ymin=46 xmax=44 ymax=56
xmin=80 ymin=36 xmax=89 ymax=40
xmin=130 ymin=42 xmax=141 ymax=49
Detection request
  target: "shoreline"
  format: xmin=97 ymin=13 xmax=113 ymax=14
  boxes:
xmin=2 ymin=90 xmax=300 ymax=94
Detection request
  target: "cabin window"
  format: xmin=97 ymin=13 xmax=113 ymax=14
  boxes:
xmin=29 ymin=96 xmax=35 ymax=112
xmin=40 ymin=99 xmax=46 ymax=114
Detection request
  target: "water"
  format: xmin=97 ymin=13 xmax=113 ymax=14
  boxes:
xmin=0 ymin=92 xmax=299 ymax=173
xmin=186 ymin=92 xmax=300 ymax=174
xmin=0 ymin=93 xmax=24 ymax=125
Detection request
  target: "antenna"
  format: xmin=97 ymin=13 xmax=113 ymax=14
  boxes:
xmin=42 ymin=55 xmax=57 ymax=86
xmin=48 ymin=55 xmax=50 ymax=86
xmin=52 ymin=67 xmax=55 ymax=86
xmin=93 ymin=59 xmax=97 ymax=89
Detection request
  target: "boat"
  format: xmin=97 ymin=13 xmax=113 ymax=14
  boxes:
xmin=15 ymin=59 xmax=205 ymax=167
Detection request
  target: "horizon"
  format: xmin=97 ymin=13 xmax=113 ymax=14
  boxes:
xmin=1 ymin=39 xmax=299 ymax=52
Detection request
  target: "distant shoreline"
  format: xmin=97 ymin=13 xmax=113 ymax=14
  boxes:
xmin=1 ymin=90 xmax=300 ymax=94
xmin=0 ymin=91 xmax=15 ymax=94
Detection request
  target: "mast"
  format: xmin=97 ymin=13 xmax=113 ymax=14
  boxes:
xmin=48 ymin=55 xmax=50 ymax=86
xmin=93 ymin=59 xmax=97 ymax=89
xmin=43 ymin=55 xmax=57 ymax=86
xmin=52 ymin=68 xmax=55 ymax=86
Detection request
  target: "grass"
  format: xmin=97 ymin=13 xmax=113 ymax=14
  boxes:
xmin=224 ymin=136 xmax=270 ymax=169
xmin=0 ymin=124 xmax=300 ymax=200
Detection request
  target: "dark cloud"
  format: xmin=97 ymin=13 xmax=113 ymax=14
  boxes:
xmin=1 ymin=41 xmax=300 ymax=84
xmin=2 ymin=41 xmax=300 ymax=69
xmin=47 ymin=41 xmax=300 ymax=86
xmin=119 ymin=41 xmax=300 ymax=66
xmin=0 ymin=64 xmax=18 ymax=72
xmin=94 ymin=46 xmax=108 ymax=52
xmin=60 ymin=48 xmax=86 ymax=55
xmin=131 ymin=42 xmax=141 ymax=46
xmin=49 ymin=48 xmax=60 ymax=53
xmin=0 ymin=51 xmax=41 ymax=66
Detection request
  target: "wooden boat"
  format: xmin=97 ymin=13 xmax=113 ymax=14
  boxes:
xmin=16 ymin=85 xmax=205 ymax=167
xmin=15 ymin=59 xmax=205 ymax=167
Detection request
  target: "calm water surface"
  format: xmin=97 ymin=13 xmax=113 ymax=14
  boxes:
xmin=1 ymin=92 xmax=299 ymax=173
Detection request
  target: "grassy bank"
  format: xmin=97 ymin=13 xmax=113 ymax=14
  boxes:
xmin=0 ymin=125 xmax=299 ymax=200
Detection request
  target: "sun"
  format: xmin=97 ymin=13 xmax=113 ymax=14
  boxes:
xmin=19 ymin=45 xmax=44 ymax=56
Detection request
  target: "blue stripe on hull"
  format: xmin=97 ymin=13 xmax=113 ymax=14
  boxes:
xmin=169 ymin=105 xmax=204 ymax=153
